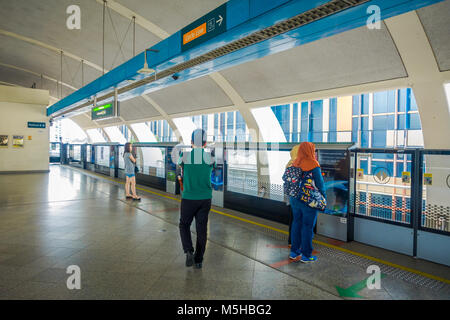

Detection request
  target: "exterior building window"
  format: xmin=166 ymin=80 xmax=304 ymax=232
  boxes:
xmin=264 ymin=88 xmax=423 ymax=149
xmin=146 ymin=120 xmax=176 ymax=142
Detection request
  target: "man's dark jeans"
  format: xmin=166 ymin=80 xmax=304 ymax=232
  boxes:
xmin=179 ymin=198 xmax=211 ymax=263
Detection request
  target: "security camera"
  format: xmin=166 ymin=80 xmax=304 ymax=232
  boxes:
xmin=172 ymin=74 xmax=179 ymax=80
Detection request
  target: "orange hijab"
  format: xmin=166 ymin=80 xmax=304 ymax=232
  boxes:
xmin=293 ymin=142 xmax=320 ymax=171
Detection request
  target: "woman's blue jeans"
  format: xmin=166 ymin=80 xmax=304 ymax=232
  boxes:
xmin=289 ymin=197 xmax=318 ymax=258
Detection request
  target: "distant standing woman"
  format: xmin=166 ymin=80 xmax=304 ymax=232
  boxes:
xmin=124 ymin=142 xmax=141 ymax=200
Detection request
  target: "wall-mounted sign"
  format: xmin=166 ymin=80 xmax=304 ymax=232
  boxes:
xmin=373 ymin=167 xmax=391 ymax=184
xmin=181 ymin=3 xmax=227 ymax=52
xmin=424 ymin=173 xmax=433 ymax=186
xmin=12 ymin=135 xmax=24 ymax=148
xmin=27 ymin=122 xmax=46 ymax=129
xmin=401 ymin=171 xmax=411 ymax=184
xmin=91 ymin=103 xmax=114 ymax=120
xmin=357 ymin=169 xmax=364 ymax=179
xmin=167 ymin=170 xmax=176 ymax=182
xmin=0 ymin=135 xmax=8 ymax=147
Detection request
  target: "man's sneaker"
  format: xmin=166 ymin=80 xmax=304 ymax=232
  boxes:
xmin=289 ymin=252 xmax=302 ymax=262
xmin=194 ymin=262 xmax=202 ymax=269
xmin=185 ymin=251 xmax=194 ymax=267
xmin=300 ymin=255 xmax=317 ymax=263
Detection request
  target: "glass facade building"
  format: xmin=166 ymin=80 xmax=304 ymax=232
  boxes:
xmin=146 ymin=120 xmax=177 ymax=142
xmin=268 ymin=88 xmax=423 ymax=148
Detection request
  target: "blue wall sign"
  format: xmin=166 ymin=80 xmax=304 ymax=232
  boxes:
xmin=27 ymin=122 xmax=46 ymax=129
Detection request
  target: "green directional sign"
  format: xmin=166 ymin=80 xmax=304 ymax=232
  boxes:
xmin=91 ymin=103 xmax=114 ymax=120
xmin=181 ymin=3 xmax=227 ymax=52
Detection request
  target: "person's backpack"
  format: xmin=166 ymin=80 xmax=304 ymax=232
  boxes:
xmin=282 ymin=166 xmax=303 ymax=198
xmin=298 ymin=171 xmax=327 ymax=211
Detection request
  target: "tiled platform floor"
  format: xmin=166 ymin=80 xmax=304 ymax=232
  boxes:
xmin=0 ymin=165 xmax=448 ymax=300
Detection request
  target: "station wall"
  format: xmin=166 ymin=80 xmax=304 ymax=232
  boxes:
xmin=0 ymin=85 xmax=49 ymax=172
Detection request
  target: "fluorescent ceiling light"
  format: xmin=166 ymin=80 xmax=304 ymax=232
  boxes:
xmin=137 ymin=62 xmax=155 ymax=74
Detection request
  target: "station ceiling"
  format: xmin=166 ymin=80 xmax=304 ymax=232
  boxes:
xmin=0 ymin=0 xmax=449 ymax=132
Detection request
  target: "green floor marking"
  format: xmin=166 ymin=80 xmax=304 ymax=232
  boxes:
xmin=336 ymin=274 xmax=386 ymax=298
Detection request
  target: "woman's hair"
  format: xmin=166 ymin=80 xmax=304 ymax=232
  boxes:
xmin=286 ymin=145 xmax=300 ymax=168
xmin=124 ymin=142 xmax=132 ymax=154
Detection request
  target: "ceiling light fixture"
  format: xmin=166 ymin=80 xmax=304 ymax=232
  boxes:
xmin=137 ymin=48 xmax=159 ymax=74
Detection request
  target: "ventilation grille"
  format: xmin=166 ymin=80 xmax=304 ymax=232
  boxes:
xmin=60 ymin=0 xmax=369 ymax=117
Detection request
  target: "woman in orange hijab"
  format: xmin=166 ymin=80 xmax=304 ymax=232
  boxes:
xmin=285 ymin=142 xmax=325 ymax=263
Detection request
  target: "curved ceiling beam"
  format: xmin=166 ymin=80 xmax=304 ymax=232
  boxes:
xmin=141 ymin=95 xmax=182 ymax=142
xmin=93 ymin=0 xmax=170 ymax=39
xmin=385 ymin=11 xmax=450 ymax=148
xmin=0 ymin=62 xmax=78 ymax=91
xmin=0 ymin=80 xmax=19 ymax=87
xmin=75 ymin=121 xmax=108 ymax=144
xmin=0 ymin=29 xmax=104 ymax=73
xmin=442 ymin=70 xmax=450 ymax=82
xmin=208 ymin=72 xmax=261 ymax=142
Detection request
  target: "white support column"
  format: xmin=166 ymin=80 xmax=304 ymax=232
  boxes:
xmin=208 ymin=72 xmax=261 ymax=142
xmin=101 ymin=128 xmax=112 ymax=142
xmin=385 ymin=12 xmax=450 ymax=148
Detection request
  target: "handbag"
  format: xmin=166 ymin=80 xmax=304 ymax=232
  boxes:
xmin=298 ymin=171 xmax=327 ymax=211
xmin=134 ymin=164 xmax=139 ymax=173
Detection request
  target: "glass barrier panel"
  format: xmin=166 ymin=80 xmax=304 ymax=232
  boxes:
xmin=95 ymin=146 xmax=110 ymax=167
xmin=227 ymin=149 xmax=258 ymax=197
xmin=355 ymin=152 xmax=412 ymax=224
xmin=136 ymin=146 xmax=165 ymax=178
xmin=49 ymin=143 xmax=60 ymax=157
xmin=86 ymin=146 xmax=91 ymax=163
xmin=118 ymin=146 xmax=125 ymax=170
xmin=259 ymin=150 xmax=290 ymax=202
xmin=73 ymin=145 xmax=81 ymax=161
xmin=421 ymin=154 xmax=450 ymax=232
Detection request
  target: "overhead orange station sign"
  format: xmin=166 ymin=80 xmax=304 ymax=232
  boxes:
xmin=181 ymin=3 xmax=226 ymax=52
xmin=183 ymin=23 xmax=207 ymax=45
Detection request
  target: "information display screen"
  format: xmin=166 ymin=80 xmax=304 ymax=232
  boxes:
xmin=318 ymin=150 xmax=350 ymax=216
xmin=92 ymin=103 xmax=114 ymax=120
